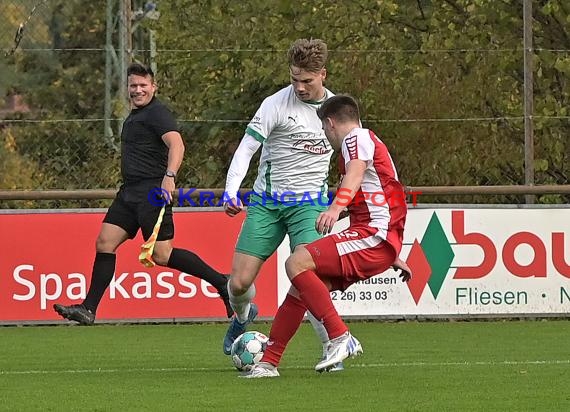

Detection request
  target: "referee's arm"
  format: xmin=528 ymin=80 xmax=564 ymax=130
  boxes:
xmin=161 ymin=131 xmax=184 ymax=201
xmin=162 ymin=131 xmax=184 ymax=176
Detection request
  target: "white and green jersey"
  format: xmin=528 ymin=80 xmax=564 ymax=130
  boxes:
xmin=245 ymin=85 xmax=334 ymax=201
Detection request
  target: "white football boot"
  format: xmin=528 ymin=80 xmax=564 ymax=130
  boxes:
xmin=315 ymin=331 xmax=363 ymax=372
xmin=239 ymin=362 xmax=280 ymax=378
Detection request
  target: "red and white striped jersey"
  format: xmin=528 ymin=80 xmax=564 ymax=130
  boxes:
xmin=338 ymin=127 xmax=407 ymax=254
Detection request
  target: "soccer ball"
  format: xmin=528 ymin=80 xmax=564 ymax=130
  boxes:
xmin=230 ymin=331 xmax=269 ymax=372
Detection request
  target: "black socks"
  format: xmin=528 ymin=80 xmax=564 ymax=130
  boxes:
xmin=83 ymin=252 xmax=116 ymax=313
xmin=167 ymin=248 xmax=228 ymax=291
xmin=82 ymin=249 xmax=227 ymax=314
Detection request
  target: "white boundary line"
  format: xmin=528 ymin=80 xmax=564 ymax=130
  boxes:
xmin=352 ymin=360 xmax=570 ymax=367
xmin=1 ymin=359 xmax=568 ymax=375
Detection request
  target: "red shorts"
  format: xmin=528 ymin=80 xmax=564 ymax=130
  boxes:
xmin=306 ymin=226 xmax=397 ymax=291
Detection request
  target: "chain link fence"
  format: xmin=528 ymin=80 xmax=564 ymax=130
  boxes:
xmin=1 ymin=0 xmax=122 ymax=207
xmin=1 ymin=1 xmax=569 ymax=208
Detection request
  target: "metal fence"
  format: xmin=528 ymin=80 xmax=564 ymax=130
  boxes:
xmin=1 ymin=0 xmax=569 ymax=208
xmin=1 ymin=0 xmax=121 ymax=207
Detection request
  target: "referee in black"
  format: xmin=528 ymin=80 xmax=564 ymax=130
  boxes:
xmin=54 ymin=63 xmax=232 ymax=324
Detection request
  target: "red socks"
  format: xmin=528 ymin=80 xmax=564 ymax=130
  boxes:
xmin=291 ymin=270 xmax=348 ymax=340
xmin=261 ymin=270 xmax=349 ymax=368
xmin=261 ymin=293 xmax=307 ymax=366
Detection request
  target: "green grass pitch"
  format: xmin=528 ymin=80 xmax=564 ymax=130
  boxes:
xmin=0 ymin=320 xmax=569 ymax=411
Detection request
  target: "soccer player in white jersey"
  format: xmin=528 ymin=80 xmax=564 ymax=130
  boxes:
xmin=243 ymin=95 xmax=412 ymax=378
xmin=222 ymin=39 xmax=343 ymax=368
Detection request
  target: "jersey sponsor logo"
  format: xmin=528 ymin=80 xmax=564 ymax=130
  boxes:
xmin=292 ymin=138 xmax=331 ymax=155
xmin=289 ymin=132 xmax=322 ymax=140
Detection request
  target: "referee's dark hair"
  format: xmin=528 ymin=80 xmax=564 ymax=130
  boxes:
xmin=127 ymin=62 xmax=154 ymax=79
xmin=317 ymin=94 xmax=360 ymax=123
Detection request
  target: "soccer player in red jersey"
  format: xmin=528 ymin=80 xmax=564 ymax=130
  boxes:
xmin=242 ymin=94 xmax=412 ymax=378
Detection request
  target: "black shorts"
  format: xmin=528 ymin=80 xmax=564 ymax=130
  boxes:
xmin=103 ymin=181 xmax=174 ymax=241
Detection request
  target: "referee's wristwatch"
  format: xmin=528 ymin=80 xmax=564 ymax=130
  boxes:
xmin=165 ymin=170 xmax=176 ymax=178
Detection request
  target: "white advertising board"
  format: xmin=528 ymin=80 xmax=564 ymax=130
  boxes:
xmin=277 ymin=208 xmax=570 ymax=317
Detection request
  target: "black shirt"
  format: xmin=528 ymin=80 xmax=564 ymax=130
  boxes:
xmin=120 ymin=97 xmax=178 ymax=184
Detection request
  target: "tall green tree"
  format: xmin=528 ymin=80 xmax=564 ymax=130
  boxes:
xmin=4 ymin=1 xmax=120 ymax=198
xmin=2 ymin=0 xmax=568 ymax=206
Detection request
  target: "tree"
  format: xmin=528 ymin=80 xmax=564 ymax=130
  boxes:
xmin=2 ymin=0 xmax=568 ymax=206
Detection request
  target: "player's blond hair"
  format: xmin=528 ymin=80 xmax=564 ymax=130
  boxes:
xmin=287 ymin=38 xmax=328 ymax=72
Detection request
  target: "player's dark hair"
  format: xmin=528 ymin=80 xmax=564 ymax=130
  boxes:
xmin=127 ymin=62 xmax=154 ymax=80
xmin=317 ymin=94 xmax=360 ymax=123
xmin=288 ymin=38 xmax=328 ymax=72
